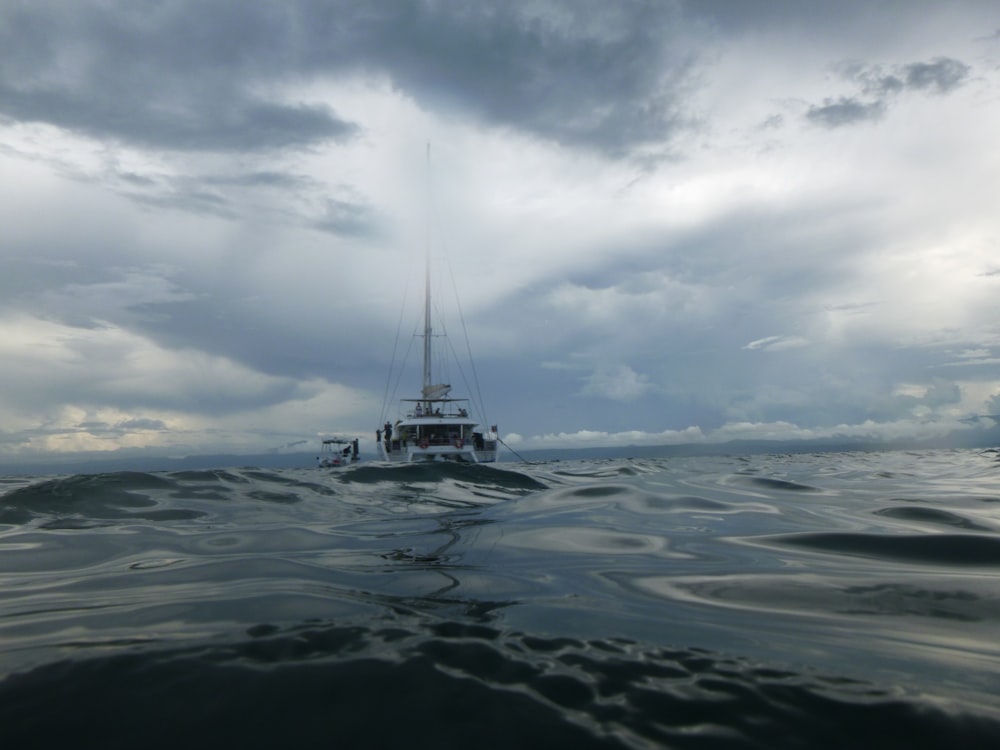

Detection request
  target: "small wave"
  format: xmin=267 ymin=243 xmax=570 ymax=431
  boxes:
xmin=1 ymin=619 xmax=998 ymax=749
xmin=335 ymin=462 xmax=547 ymax=491
xmin=641 ymin=494 xmax=733 ymax=512
xmin=167 ymin=469 xmax=250 ymax=483
xmin=1 ymin=472 xmax=182 ymax=524
xmin=771 ymin=532 xmax=1000 ymax=566
xmin=649 ymin=574 xmax=998 ymax=623
xmin=838 ymin=582 xmax=984 ymax=621
xmin=548 ymin=459 xmax=666 ymax=480
xmin=245 ymin=489 xmax=303 ymax=504
xmin=745 ymin=476 xmax=824 ymax=493
xmin=3 ymin=471 xmax=174 ymax=504
xmin=874 ymin=506 xmax=993 ymax=531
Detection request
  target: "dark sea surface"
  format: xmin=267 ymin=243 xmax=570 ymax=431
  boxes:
xmin=3 ymin=449 xmax=1000 ymax=748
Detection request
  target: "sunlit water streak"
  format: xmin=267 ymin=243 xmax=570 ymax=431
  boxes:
xmin=2 ymin=450 xmax=1000 ymax=747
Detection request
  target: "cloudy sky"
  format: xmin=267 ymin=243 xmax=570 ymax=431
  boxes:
xmin=2 ymin=0 xmax=999 ymax=463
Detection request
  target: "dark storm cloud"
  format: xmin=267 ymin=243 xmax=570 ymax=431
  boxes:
xmin=807 ymin=57 xmax=971 ymax=128
xmin=678 ymin=0 xmax=920 ymax=32
xmin=128 ymin=185 xmax=237 ymax=218
xmin=0 ymin=0 xmax=697 ymax=158
xmin=806 ymin=97 xmax=887 ymax=127
xmin=305 ymin=0 xmax=698 ymax=157
xmin=120 ymin=289 xmax=362 ymax=383
xmin=902 ymin=58 xmax=971 ymax=92
xmin=854 ymin=57 xmax=970 ymax=97
xmin=204 ymin=171 xmax=317 ymax=190
xmin=116 ymin=418 xmax=169 ymax=431
xmin=0 ymin=1 xmax=357 ymax=152
xmin=116 ymin=169 xmax=320 ymax=219
xmin=0 ymin=84 xmax=358 ymax=152
xmin=77 ymin=418 xmax=168 ymax=436
xmin=314 ymin=199 xmax=379 ymax=237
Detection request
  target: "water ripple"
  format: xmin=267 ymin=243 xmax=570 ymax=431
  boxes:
xmin=2 ymin=619 xmax=998 ymax=748
xmin=4 ymin=450 xmax=1000 ymax=746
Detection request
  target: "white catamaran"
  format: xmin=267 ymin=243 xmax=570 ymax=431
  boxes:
xmin=377 ymin=150 xmax=499 ymax=463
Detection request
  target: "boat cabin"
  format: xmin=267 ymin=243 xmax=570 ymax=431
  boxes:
xmin=379 ymin=397 xmax=496 ymax=462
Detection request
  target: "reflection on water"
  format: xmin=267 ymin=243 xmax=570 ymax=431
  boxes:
xmin=3 ymin=449 xmax=1000 ymax=746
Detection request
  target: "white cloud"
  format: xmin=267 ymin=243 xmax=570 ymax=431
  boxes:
xmin=512 ymin=417 xmax=982 ymax=451
xmin=579 ymin=365 xmax=652 ymax=402
xmin=0 ymin=315 xmax=373 ymax=457
xmin=743 ymin=336 xmax=809 ymax=352
xmin=518 ymin=425 xmax=705 ymax=449
xmin=2 ymin=1 xmax=999 ymax=461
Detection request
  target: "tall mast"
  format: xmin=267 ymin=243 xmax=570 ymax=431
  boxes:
xmin=422 ymin=143 xmax=432 ymax=396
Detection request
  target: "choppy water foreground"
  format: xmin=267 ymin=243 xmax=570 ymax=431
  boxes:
xmin=3 ymin=449 xmax=1000 ymax=748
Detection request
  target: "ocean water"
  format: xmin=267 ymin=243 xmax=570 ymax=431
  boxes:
xmin=2 ymin=449 xmax=1000 ymax=748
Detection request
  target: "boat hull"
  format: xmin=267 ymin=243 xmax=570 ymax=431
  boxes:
xmin=377 ymin=441 xmax=498 ymax=463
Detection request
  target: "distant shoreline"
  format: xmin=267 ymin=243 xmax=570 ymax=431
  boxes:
xmin=3 ymin=427 xmax=999 ymax=476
